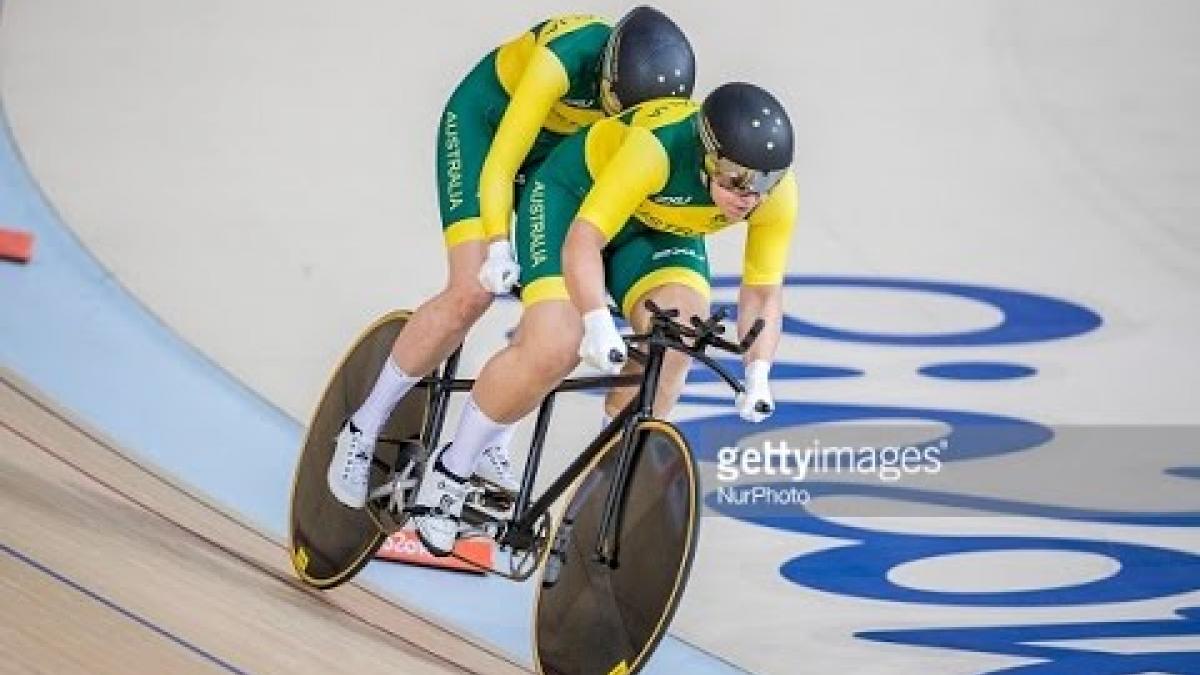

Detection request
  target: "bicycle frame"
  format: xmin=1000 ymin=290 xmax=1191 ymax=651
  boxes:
xmin=407 ymin=305 xmax=755 ymax=569
xmin=409 ymin=318 xmax=724 ymax=568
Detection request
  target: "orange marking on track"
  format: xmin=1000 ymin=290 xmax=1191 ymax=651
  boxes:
xmin=376 ymin=529 xmax=493 ymax=574
xmin=0 ymin=227 xmax=34 ymax=264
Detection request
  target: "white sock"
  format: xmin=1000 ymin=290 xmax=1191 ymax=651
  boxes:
xmin=351 ymin=355 xmax=418 ymax=437
xmin=442 ymin=395 xmax=511 ymax=478
xmin=488 ymin=423 xmax=518 ymax=456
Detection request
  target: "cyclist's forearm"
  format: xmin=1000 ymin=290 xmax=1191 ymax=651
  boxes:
xmin=738 ymin=283 xmax=782 ymax=364
xmin=564 ymin=218 xmax=610 ymax=314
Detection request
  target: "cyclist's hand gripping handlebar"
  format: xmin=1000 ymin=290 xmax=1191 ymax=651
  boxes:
xmin=579 ymin=308 xmax=627 ymax=375
xmin=735 ymin=360 xmax=774 ymax=423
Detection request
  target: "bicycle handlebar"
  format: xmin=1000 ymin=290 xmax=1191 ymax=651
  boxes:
xmin=624 ymin=299 xmax=768 ymax=395
xmin=510 ymin=287 xmax=765 ymax=395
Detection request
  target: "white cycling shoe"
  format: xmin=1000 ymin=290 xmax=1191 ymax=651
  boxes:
xmin=413 ymin=444 xmax=469 ymax=556
xmin=475 ymin=443 xmax=520 ymax=495
xmin=326 ymin=420 xmax=375 ymax=508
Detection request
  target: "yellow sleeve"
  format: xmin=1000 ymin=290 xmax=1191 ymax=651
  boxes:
xmin=575 ymin=127 xmax=670 ymax=240
xmin=479 ymin=45 xmax=569 ymax=240
xmin=743 ymin=171 xmax=799 ymax=285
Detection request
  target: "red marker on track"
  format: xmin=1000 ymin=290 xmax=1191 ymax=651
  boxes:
xmin=0 ymin=227 xmax=34 ymax=264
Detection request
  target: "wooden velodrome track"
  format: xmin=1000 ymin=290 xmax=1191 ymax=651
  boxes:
xmin=0 ymin=367 xmax=528 ymax=674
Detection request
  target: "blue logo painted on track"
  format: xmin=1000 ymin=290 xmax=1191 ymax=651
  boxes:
xmin=678 ymin=276 xmax=1200 ymax=667
xmin=918 ymin=361 xmax=1037 ymax=380
xmin=708 ymin=275 xmax=1103 ymax=346
xmin=860 ymin=607 xmax=1200 ymax=674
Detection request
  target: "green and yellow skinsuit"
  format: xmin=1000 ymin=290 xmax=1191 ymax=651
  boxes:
xmin=436 ymin=15 xmax=614 ymax=248
xmin=515 ymin=98 xmax=799 ymax=318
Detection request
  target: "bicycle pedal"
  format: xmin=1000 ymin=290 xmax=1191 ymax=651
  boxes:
xmin=469 ymin=476 xmax=516 ymax=499
xmin=463 ymin=495 xmax=513 ymax=523
xmin=465 ymin=483 xmax=515 ymax=510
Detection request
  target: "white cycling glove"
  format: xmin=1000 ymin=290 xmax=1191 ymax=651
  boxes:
xmin=478 ymin=240 xmax=521 ymax=294
xmin=735 ymin=359 xmax=774 ymax=423
xmin=578 ymin=309 xmax=627 ymax=375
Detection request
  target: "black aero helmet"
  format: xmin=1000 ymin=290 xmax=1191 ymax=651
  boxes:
xmin=699 ymin=82 xmax=794 ymax=194
xmin=600 ymin=6 xmax=695 ymax=114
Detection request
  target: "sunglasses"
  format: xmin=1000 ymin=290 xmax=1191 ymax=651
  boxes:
xmin=704 ymin=154 xmax=785 ymax=196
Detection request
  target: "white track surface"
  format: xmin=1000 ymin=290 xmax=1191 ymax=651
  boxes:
xmin=3 ymin=1 xmax=1199 ymax=673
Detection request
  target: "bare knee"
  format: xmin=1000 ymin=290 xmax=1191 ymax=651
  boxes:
xmin=443 ymin=283 xmax=492 ymax=332
xmin=520 ymin=333 xmax=579 ymax=380
xmin=510 ymin=302 xmax=582 ymax=380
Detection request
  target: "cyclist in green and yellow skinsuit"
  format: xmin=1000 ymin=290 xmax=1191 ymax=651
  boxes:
xmin=327 ymin=7 xmax=696 ymax=510
xmin=415 ymin=83 xmax=800 ymax=555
